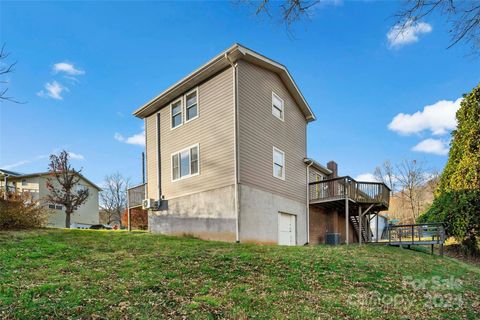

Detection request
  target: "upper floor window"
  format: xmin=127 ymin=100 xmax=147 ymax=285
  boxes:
xmin=185 ymin=89 xmax=198 ymax=122
xmin=171 ymin=99 xmax=183 ymax=129
xmin=172 ymin=144 xmax=199 ymax=181
xmin=76 ymin=184 xmax=88 ymax=193
xmin=21 ymin=179 xmax=27 ymax=186
xmin=170 ymin=87 xmax=200 ymax=129
xmin=273 ymin=147 xmax=285 ymax=180
xmin=272 ymin=92 xmax=284 ymax=121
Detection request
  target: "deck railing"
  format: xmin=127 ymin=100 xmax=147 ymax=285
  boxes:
xmin=127 ymin=183 xmax=146 ymax=208
xmin=385 ymin=223 xmax=445 ymax=245
xmin=309 ymin=176 xmax=390 ymax=207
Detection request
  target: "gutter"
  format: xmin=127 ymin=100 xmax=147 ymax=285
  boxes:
xmin=225 ymin=52 xmax=240 ymax=243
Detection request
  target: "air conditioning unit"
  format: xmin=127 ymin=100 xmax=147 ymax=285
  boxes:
xmin=142 ymin=198 xmax=156 ymax=210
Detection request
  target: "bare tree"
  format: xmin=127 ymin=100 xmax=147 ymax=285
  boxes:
xmin=395 ymin=159 xmax=428 ymax=222
xmin=0 ymin=43 xmax=21 ymax=103
xmin=100 ymin=172 xmax=129 ymax=226
xmin=249 ymin=0 xmax=319 ymax=28
xmin=394 ymin=1 xmax=480 ymax=54
xmin=374 ymin=160 xmax=397 ymax=193
xmin=46 ymin=150 xmax=89 ymax=228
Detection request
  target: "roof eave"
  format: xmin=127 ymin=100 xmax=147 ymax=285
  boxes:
xmin=304 ymin=158 xmax=332 ymax=175
xmin=132 ymin=44 xmax=316 ymax=122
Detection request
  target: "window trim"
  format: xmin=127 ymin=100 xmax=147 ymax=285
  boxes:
xmin=184 ymin=87 xmax=199 ymax=124
xmin=272 ymin=146 xmax=285 ymax=180
xmin=171 ymin=143 xmax=200 ymax=182
xmin=170 ymin=97 xmax=184 ymax=130
xmin=272 ymin=92 xmax=285 ymax=121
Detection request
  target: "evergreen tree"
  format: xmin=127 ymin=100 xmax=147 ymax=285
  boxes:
xmin=420 ymin=84 xmax=480 ymax=255
xmin=438 ymin=85 xmax=480 ymax=193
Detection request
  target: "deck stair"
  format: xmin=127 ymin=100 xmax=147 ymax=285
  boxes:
xmin=350 ymin=216 xmax=370 ymax=243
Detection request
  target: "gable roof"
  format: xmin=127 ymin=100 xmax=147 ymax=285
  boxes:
xmin=2 ymin=171 xmax=102 ymax=191
xmin=133 ymin=43 xmax=316 ymax=121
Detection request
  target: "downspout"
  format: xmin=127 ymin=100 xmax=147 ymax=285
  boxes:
xmin=305 ymin=160 xmax=314 ymax=245
xmin=225 ymin=52 xmax=240 ymax=243
xmin=156 ymin=112 xmax=162 ymax=202
xmin=144 ymin=118 xmax=148 ymax=198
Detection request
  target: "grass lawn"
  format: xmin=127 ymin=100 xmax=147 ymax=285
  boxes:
xmin=1 ymin=229 xmax=479 ymax=319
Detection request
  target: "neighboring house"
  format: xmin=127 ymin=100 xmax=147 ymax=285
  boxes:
xmin=370 ymin=214 xmax=389 ymax=241
xmin=0 ymin=169 xmax=100 ymax=228
xmin=131 ymin=44 xmax=390 ymax=245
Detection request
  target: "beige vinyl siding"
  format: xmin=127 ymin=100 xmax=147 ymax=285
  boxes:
xmin=39 ymin=175 xmax=100 ymax=227
xmin=145 ymin=67 xmax=235 ymax=200
xmin=237 ymin=60 xmax=307 ymax=203
xmin=145 ymin=115 xmax=158 ymax=199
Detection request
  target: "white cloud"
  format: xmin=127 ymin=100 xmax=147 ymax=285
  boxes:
xmin=355 ymin=173 xmax=379 ymax=182
xmin=388 ymin=98 xmax=462 ymax=136
xmin=37 ymin=81 xmax=68 ymax=100
xmin=1 ymin=160 xmax=30 ymax=170
xmin=68 ymin=152 xmax=85 ymax=160
xmin=387 ymin=20 xmax=432 ymax=48
xmin=114 ymin=129 xmax=145 ymax=147
xmin=53 ymin=62 xmax=85 ymax=76
xmin=412 ymin=138 xmax=449 ymax=155
xmin=0 ymin=155 xmax=48 ymax=170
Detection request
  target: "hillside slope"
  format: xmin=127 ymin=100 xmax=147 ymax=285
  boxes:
xmin=0 ymin=229 xmax=479 ymax=319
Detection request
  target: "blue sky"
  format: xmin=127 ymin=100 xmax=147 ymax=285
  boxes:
xmin=1 ymin=1 xmax=479 ymax=186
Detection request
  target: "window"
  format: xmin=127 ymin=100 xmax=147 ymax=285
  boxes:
xmin=172 ymin=144 xmax=200 ymax=181
xmin=48 ymin=204 xmax=55 ymax=209
xmin=55 ymin=205 xmax=63 ymax=210
xmin=272 ymin=92 xmax=284 ymax=121
xmin=273 ymin=147 xmax=285 ymax=180
xmin=185 ymin=89 xmax=198 ymax=122
xmin=170 ymin=88 xmax=200 ymax=129
xmin=48 ymin=204 xmax=63 ymax=210
xmin=76 ymin=184 xmax=88 ymax=193
xmin=21 ymin=179 xmax=27 ymax=186
xmin=171 ymin=99 xmax=183 ymax=129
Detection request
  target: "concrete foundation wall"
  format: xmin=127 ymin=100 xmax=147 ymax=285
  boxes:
xmin=149 ymin=185 xmax=236 ymax=241
xmin=239 ymin=184 xmax=307 ymax=245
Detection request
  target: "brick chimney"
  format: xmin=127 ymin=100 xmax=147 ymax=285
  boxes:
xmin=327 ymin=161 xmax=338 ymax=178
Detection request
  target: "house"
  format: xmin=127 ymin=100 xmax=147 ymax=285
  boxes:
xmin=131 ymin=44 xmax=390 ymax=245
xmin=0 ymin=169 xmax=100 ymax=228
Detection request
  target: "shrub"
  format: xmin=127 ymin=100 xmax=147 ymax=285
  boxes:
xmin=0 ymin=191 xmax=51 ymax=230
xmin=121 ymin=208 xmax=148 ymax=230
xmin=419 ymin=190 xmax=480 ymax=256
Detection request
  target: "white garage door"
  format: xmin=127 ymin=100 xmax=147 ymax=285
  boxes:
xmin=278 ymin=212 xmax=296 ymax=246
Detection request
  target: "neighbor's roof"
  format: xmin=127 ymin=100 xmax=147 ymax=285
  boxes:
xmin=4 ymin=171 xmax=102 ymax=191
xmin=0 ymin=169 xmax=23 ymax=177
xmin=133 ymin=43 xmax=316 ymax=121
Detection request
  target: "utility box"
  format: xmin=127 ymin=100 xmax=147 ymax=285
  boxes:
xmin=326 ymin=233 xmax=341 ymax=245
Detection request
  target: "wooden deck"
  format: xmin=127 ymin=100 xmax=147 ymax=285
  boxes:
xmin=309 ymin=176 xmax=390 ymax=210
xmin=127 ymin=183 xmax=146 ymax=209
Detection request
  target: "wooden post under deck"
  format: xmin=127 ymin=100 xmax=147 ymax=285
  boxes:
xmin=366 ymin=214 xmax=370 ymax=242
xmin=376 ymin=213 xmax=379 ymax=243
xmin=345 ymin=178 xmax=349 ymax=245
xmin=358 ymin=206 xmax=362 ymax=245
